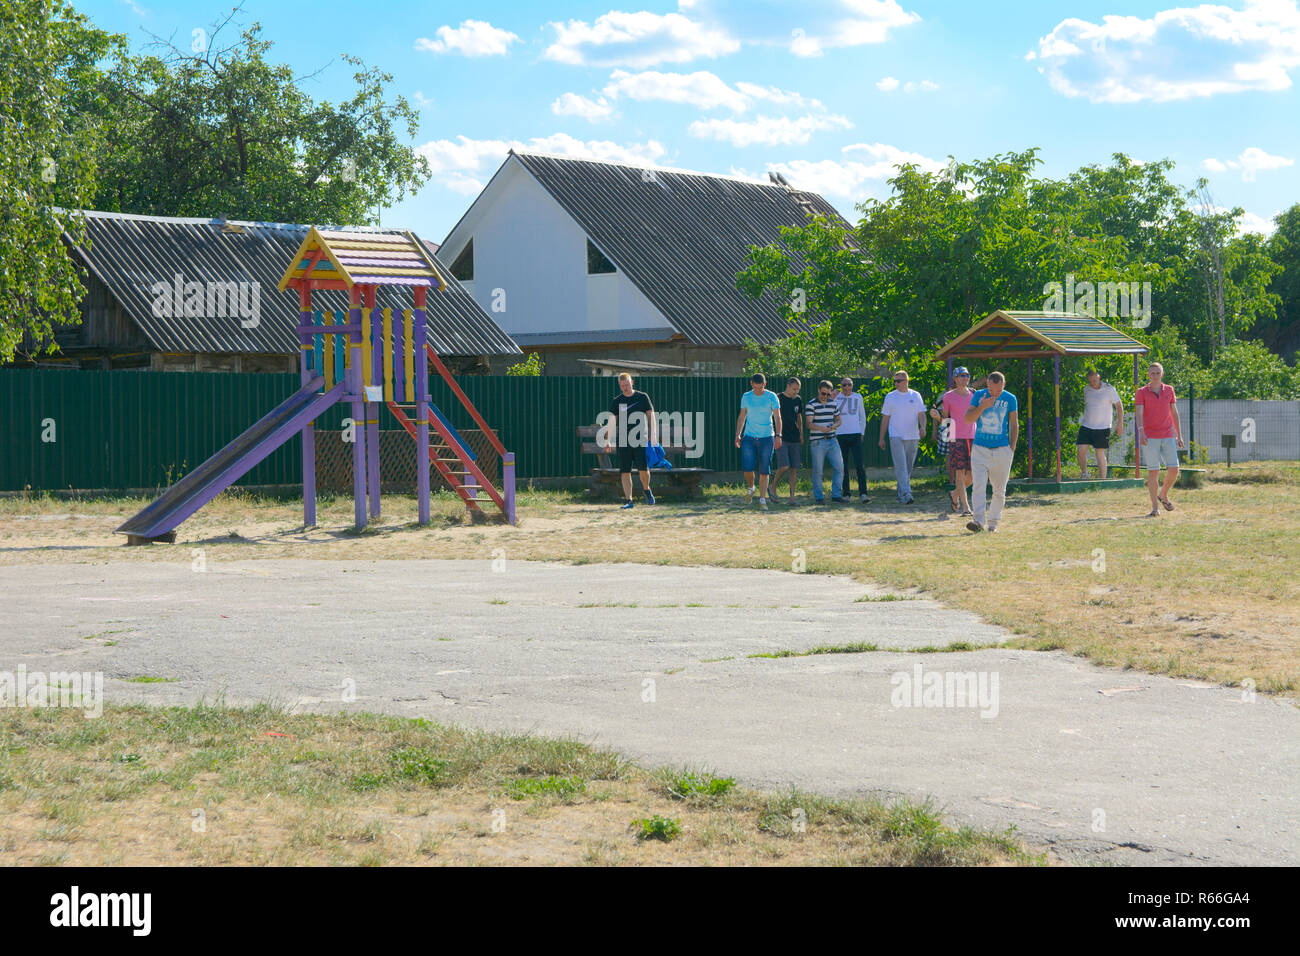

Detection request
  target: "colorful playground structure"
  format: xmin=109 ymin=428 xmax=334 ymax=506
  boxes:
xmin=116 ymin=227 xmax=515 ymax=544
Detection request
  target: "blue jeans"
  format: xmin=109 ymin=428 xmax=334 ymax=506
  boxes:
xmin=809 ymin=438 xmax=843 ymax=500
xmin=740 ymin=434 xmax=774 ymax=475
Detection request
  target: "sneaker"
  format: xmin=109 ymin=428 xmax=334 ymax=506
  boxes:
xmin=987 ymin=525 xmax=998 ymax=533
xmin=965 ymin=520 xmax=983 ymax=533
xmin=620 ymin=500 xmax=634 ymax=510
xmin=758 ymin=497 xmax=768 ymax=509
xmin=859 ymin=493 xmax=871 ymax=503
xmin=903 ymin=495 xmax=915 ymax=505
xmin=831 ymin=496 xmax=848 ymax=503
xmin=644 ymin=490 xmax=656 ymax=505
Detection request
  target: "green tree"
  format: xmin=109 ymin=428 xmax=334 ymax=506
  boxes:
xmin=89 ymin=13 xmax=429 ymax=224
xmin=742 ymin=321 xmax=866 ymax=386
xmin=0 ymin=0 xmax=119 ymax=361
xmin=1260 ymin=204 xmax=1300 ymax=359
xmin=1201 ymin=339 xmax=1300 ymax=400
xmin=505 ymin=352 xmax=544 ymax=376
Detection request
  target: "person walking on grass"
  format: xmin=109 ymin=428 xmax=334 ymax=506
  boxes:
xmin=1077 ymin=369 xmax=1124 ymax=479
xmin=735 ymin=373 xmax=782 ymax=509
xmin=805 ymin=380 xmax=845 ymax=504
xmin=878 ymin=369 xmax=926 ymax=505
xmin=1134 ymin=362 xmax=1184 ymax=517
xmin=774 ymin=377 xmax=805 ymax=505
xmin=602 ymin=372 xmax=656 ymax=510
xmin=964 ymin=370 xmax=1018 ymax=533
xmin=834 ymin=377 xmax=870 ymax=503
xmin=931 ymin=367 xmax=975 ymax=515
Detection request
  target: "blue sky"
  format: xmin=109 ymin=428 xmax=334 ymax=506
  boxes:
xmin=82 ymin=0 xmax=1297 ymax=242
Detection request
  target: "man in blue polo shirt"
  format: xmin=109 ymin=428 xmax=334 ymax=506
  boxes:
xmin=963 ymin=370 xmax=1018 ymax=533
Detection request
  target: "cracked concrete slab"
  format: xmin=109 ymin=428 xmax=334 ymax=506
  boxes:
xmin=2 ymin=558 xmax=1295 ymax=866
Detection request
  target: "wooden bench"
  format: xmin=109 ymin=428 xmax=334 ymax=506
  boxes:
xmin=577 ymin=425 xmax=714 ymax=499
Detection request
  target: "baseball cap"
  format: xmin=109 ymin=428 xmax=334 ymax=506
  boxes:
xmin=953 ymin=366 xmax=970 ymax=377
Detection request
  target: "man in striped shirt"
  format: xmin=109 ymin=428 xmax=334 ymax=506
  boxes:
xmin=805 ymin=380 xmax=846 ymax=504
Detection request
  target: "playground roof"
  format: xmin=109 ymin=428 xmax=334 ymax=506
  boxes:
xmin=935 ymin=310 xmax=1151 ymax=361
xmin=446 ymin=150 xmax=851 ymax=348
xmin=67 ymin=212 xmax=520 ymax=357
xmin=277 ymin=227 xmax=447 ymax=292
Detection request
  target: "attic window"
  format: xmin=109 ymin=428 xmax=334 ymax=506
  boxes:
xmin=449 ymin=238 xmax=473 ymax=281
xmin=586 ymin=239 xmax=615 ymax=275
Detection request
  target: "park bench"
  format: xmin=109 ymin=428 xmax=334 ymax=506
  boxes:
xmin=577 ymin=425 xmax=714 ymax=499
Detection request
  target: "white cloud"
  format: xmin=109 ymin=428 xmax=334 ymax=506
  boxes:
xmin=604 ymin=69 xmax=750 ymax=110
xmin=551 ymin=93 xmax=617 ymax=122
xmin=415 ymin=20 xmax=520 ymax=57
xmin=878 ymin=76 xmax=939 ymax=92
xmin=688 ymin=113 xmax=852 ymax=147
xmin=1237 ymin=210 xmax=1279 ymax=235
xmin=731 ymin=141 xmax=943 ymax=201
xmin=412 ymin=91 xmax=435 ymax=110
xmin=1202 ymin=145 xmax=1295 ymax=180
xmin=681 ymin=0 xmax=920 ymax=57
xmin=416 ymin=134 xmax=669 ymax=193
xmin=545 ymin=11 xmax=739 ymax=67
xmin=601 ymin=70 xmax=823 ymax=112
xmin=1029 ymin=1 xmax=1300 ymax=102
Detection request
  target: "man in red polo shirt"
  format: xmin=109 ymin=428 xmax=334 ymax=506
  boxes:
xmin=1134 ymin=362 xmax=1185 ymax=517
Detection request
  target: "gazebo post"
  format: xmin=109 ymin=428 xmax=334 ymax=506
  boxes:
xmin=298 ymin=285 xmax=316 ymax=527
xmin=1133 ymin=353 xmax=1141 ymax=475
xmin=1026 ymin=358 xmax=1033 ymax=480
xmin=1053 ymin=354 xmax=1062 ymax=483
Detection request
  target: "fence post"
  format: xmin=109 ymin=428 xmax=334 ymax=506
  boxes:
xmin=1188 ymin=382 xmax=1195 ymax=451
xmin=503 ymin=452 xmax=516 ymax=525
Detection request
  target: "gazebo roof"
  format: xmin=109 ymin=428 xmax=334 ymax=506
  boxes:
xmin=277 ymin=226 xmax=447 ymax=292
xmin=936 ymin=310 xmax=1150 ymax=361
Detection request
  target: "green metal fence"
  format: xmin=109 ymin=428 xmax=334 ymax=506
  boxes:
xmin=0 ymin=370 xmax=896 ymax=491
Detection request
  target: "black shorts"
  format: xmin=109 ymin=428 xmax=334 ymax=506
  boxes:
xmin=1076 ymin=425 xmax=1110 ymax=449
xmin=617 ymin=445 xmax=648 ymax=473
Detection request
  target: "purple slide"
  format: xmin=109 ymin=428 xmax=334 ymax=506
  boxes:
xmin=116 ymin=377 xmax=346 ymax=543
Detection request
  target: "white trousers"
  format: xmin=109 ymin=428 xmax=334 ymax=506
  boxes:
xmin=971 ymin=444 xmax=1013 ymax=529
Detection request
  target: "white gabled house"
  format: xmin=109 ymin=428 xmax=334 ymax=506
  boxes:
xmin=437 ymin=150 xmax=851 ymax=376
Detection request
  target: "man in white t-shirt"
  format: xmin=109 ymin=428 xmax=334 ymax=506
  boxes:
xmin=878 ymin=369 xmax=927 ymax=504
xmin=1076 ymin=369 xmax=1124 ymax=479
xmin=834 ymin=377 xmax=870 ymax=503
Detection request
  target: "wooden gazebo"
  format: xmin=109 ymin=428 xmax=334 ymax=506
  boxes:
xmin=935 ymin=311 xmax=1150 ymax=482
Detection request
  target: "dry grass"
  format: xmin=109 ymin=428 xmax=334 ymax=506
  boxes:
xmin=0 ymin=704 xmax=1037 ymax=866
xmin=1 ymin=460 xmax=1296 ymax=694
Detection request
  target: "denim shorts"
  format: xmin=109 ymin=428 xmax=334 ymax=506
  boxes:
xmin=1144 ymin=436 xmax=1180 ymax=470
xmin=775 ymin=440 xmax=801 ymax=469
xmin=740 ymin=435 xmax=775 ymax=475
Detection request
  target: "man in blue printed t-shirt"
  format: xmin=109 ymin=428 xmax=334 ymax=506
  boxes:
xmin=734 ymin=373 xmax=782 ymax=509
xmin=963 ymin=370 xmax=1018 ymax=534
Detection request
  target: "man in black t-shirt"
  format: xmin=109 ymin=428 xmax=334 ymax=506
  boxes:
xmin=774 ymin=377 xmax=805 ymax=504
xmin=602 ymin=372 xmax=656 ymax=509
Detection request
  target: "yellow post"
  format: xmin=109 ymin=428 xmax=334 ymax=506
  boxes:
xmin=322 ymin=310 xmax=335 ymax=389
xmin=382 ymin=307 xmax=394 ymax=402
xmin=361 ymin=308 xmax=372 ymax=387
xmin=403 ymin=309 xmax=415 ymax=402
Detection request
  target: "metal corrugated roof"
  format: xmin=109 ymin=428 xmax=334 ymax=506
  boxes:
xmin=510 ymin=152 xmax=851 ymax=347
xmin=69 ymin=211 xmax=520 ymax=357
xmin=510 ymin=326 xmax=680 ymax=347
xmin=936 ymin=310 xmax=1151 ymax=360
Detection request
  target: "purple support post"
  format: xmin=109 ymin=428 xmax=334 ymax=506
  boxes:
xmin=1053 ymin=353 xmax=1062 ymax=483
xmin=414 ymin=287 xmax=431 ymax=525
xmin=1026 ymin=358 xmax=1033 ymax=480
xmin=348 ymin=287 xmax=367 ymax=531
xmin=503 ymin=452 xmax=516 ymax=525
xmin=298 ymin=287 xmax=317 ymax=527
xmin=366 ymin=293 xmax=381 ymax=520
xmin=1133 ymin=354 xmax=1141 ymax=475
